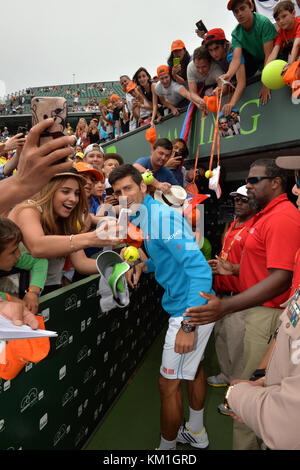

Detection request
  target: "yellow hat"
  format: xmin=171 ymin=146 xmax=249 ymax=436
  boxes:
xmin=75 ymin=152 xmax=84 ymax=159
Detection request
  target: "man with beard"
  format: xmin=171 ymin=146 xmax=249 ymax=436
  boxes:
xmin=183 ymin=158 xmax=300 ymax=449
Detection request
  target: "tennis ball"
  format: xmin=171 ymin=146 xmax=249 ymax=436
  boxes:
xmin=261 ymin=60 xmax=287 ymax=90
xmin=205 ymin=170 xmax=213 ymax=179
xmin=142 ymin=171 xmax=154 ymax=185
xmin=123 ymin=246 xmax=139 ymax=263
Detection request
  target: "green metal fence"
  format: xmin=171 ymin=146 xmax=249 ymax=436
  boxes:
xmin=0 ymin=273 xmax=167 ymax=450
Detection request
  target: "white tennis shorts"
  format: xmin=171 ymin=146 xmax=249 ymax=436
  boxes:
xmin=160 ymin=316 xmax=214 ymax=380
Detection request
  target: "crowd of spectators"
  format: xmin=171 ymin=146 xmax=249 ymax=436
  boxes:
xmin=1 ymin=0 xmax=300 ymax=451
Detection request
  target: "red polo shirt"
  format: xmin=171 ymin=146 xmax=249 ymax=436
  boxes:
xmin=239 ymin=194 xmax=300 ymax=308
xmin=214 ymin=216 xmax=254 ymax=295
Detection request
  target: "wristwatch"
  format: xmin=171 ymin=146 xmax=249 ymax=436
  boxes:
xmin=181 ymin=321 xmax=195 ymax=333
xmin=223 ymin=384 xmax=237 ymax=410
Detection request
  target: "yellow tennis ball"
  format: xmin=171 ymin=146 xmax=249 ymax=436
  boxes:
xmin=261 ymin=59 xmax=287 ymax=90
xmin=205 ymin=170 xmax=213 ymax=179
xmin=142 ymin=171 xmax=154 ymax=185
xmin=123 ymin=246 xmax=139 ymax=262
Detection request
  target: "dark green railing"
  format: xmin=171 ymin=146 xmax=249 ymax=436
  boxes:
xmin=0 ymin=273 xmax=167 ymax=450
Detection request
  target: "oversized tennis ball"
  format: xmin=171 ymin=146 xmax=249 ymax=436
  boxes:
xmin=142 ymin=171 xmax=154 ymax=185
xmin=261 ymin=60 xmax=287 ymax=90
xmin=205 ymin=170 xmax=213 ymax=179
xmin=123 ymin=246 xmax=139 ymax=262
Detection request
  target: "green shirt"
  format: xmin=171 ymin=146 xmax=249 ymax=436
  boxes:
xmin=14 ymin=253 xmax=48 ymax=290
xmin=231 ymin=12 xmax=277 ymax=65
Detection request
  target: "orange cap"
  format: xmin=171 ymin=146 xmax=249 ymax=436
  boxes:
xmin=171 ymin=39 xmax=185 ymax=52
xmin=126 ymin=82 xmax=137 ymax=93
xmin=145 ymin=127 xmax=157 ymax=148
xmin=157 ymin=65 xmax=169 ymax=77
xmin=75 ymin=162 xmax=104 ymax=182
xmin=204 ymin=95 xmax=218 ymax=113
xmin=110 ymin=94 xmax=120 ymax=102
xmin=0 ymin=316 xmax=50 ymax=380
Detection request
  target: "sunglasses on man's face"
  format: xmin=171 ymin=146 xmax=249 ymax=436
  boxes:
xmin=295 ymin=170 xmax=300 ymax=189
xmin=234 ymin=196 xmax=249 ymax=204
xmin=245 ymin=176 xmax=274 ymax=185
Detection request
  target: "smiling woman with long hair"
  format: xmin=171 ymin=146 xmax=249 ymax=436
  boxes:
xmin=8 ymin=168 xmax=121 ymax=294
xmin=132 ymin=67 xmax=164 ymax=123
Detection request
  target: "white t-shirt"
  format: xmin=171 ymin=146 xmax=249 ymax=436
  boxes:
xmin=187 ymin=61 xmax=223 ymax=86
xmin=125 ymin=92 xmax=134 ymax=113
xmin=125 ymin=92 xmax=138 ymax=131
xmin=155 ymin=80 xmax=183 ymax=106
xmin=254 ymin=0 xmax=300 ymax=23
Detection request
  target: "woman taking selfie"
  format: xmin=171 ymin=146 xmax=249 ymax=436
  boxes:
xmin=167 ymin=39 xmax=191 ymax=87
xmin=8 ymin=166 xmax=121 ymax=294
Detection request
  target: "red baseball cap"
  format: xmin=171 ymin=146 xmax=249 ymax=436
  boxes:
xmin=171 ymin=39 xmax=185 ymax=52
xmin=157 ymin=65 xmax=169 ymax=77
xmin=204 ymin=28 xmax=226 ymax=44
xmin=227 ymin=0 xmax=253 ymax=10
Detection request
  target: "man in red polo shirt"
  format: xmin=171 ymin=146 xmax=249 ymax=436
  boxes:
xmin=223 ymin=155 xmax=300 ymax=450
xmin=184 ymin=158 xmax=300 ymax=449
xmin=207 ymin=185 xmax=257 ymax=414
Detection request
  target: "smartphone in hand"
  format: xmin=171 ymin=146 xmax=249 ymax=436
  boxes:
xmin=31 ymin=97 xmax=68 ymax=146
xmin=17 ymin=126 xmax=27 ymax=138
xmin=195 ymin=20 xmax=208 ymax=33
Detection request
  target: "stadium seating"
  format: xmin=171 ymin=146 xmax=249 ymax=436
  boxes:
xmin=4 ymin=80 xmax=125 ymax=115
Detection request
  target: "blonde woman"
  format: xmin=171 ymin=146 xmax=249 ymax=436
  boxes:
xmin=75 ymin=118 xmax=89 ymax=148
xmin=8 ymin=167 xmax=121 ymax=294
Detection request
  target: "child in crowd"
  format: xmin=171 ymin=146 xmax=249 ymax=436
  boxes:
xmin=223 ymin=0 xmax=277 ymax=104
xmin=102 ymin=153 xmax=124 ymax=182
xmin=0 ymin=216 xmax=48 ymax=315
xmin=254 ymin=0 xmax=300 ymax=24
xmin=267 ymin=0 xmax=300 ymax=65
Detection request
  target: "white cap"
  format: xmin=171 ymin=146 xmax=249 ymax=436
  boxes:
xmin=84 ymin=143 xmax=104 ymax=157
xmin=229 ymin=184 xmax=248 ymax=198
